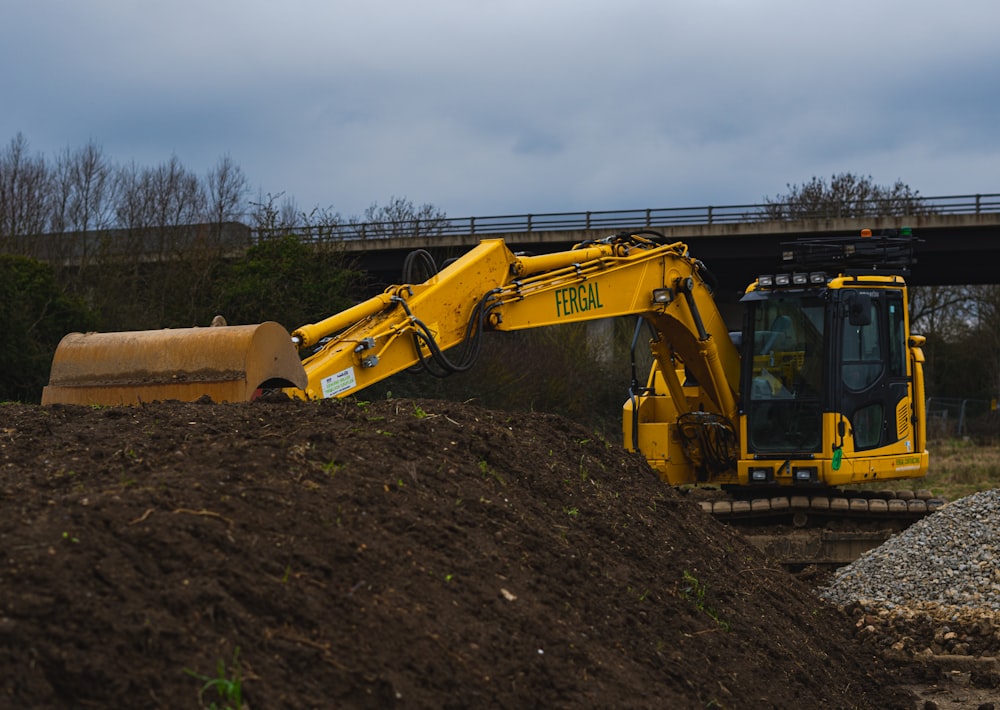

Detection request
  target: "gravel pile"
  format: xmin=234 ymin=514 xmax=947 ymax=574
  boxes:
xmin=820 ymin=488 xmax=1000 ymax=610
xmin=818 ymin=488 xmax=1000 ymax=657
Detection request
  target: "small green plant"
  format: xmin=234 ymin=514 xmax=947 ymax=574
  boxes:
xmin=682 ymin=570 xmax=706 ymax=606
xmin=61 ymin=531 xmax=79 ymax=544
xmin=628 ymin=585 xmax=650 ymax=602
xmin=412 ymin=402 xmax=428 ymax=418
xmin=681 ymin=570 xmax=729 ymax=631
xmin=185 ymin=647 xmax=245 ymax=709
xmin=564 ymin=506 xmax=579 ymax=518
xmin=321 ymin=460 xmax=342 ymax=477
xmin=477 ymin=459 xmax=505 ymax=485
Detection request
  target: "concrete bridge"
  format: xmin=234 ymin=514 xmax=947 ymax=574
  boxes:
xmin=320 ymin=195 xmax=1000 ymax=294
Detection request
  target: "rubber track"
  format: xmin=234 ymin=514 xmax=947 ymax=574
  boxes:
xmin=701 ymin=489 xmax=946 ymax=523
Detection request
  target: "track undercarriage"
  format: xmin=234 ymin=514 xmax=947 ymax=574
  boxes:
xmin=694 ymin=488 xmax=946 ymax=575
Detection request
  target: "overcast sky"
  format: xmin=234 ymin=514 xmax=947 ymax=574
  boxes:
xmin=3 ymin=1 xmax=998 ymax=220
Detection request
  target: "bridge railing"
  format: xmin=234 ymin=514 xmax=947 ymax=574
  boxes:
xmin=923 ymin=193 xmax=1000 ymax=215
xmin=259 ymin=193 xmax=1000 ymax=243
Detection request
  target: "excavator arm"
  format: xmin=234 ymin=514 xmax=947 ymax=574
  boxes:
xmin=289 ymin=233 xmax=740 ymax=423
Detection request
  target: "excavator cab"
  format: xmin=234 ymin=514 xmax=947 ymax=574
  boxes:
xmin=736 ymin=232 xmax=928 ymax=488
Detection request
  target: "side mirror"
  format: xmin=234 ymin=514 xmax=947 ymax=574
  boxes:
xmin=848 ymin=293 xmax=872 ymax=326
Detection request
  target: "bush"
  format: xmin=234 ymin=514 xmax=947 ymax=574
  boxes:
xmin=0 ymin=255 xmax=95 ymax=402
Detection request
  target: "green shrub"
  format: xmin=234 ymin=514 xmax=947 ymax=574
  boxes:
xmin=0 ymin=254 xmax=95 ymax=402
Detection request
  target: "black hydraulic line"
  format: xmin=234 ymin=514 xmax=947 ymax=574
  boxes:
xmin=627 ymin=317 xmax=647 ymax=396
xmin=692 ymin=259 xmax=718 ymax=293
xmin=395 ymin=289 xmax=501 ymax=378
xmin=628 ymin=317 xmax=659 ymax=452
xmin=677 ymin=277 xmax=709 ymax=341
xmin=401 ymin=249 xmax=438 ymax=283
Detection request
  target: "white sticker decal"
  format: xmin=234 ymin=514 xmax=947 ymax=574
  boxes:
xmin=321 ymin=367 xmax=357 ymax=398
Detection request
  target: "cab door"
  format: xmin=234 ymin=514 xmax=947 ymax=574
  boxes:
xmin=835 ymin=289 xmax=910 ymax=451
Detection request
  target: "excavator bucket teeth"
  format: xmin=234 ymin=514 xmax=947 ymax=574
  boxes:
xmin=41 ymin=321 xmax=309 ymax=406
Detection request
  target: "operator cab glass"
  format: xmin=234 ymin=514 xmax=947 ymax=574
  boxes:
xmin=742 ymin=294 xmax=825 ymax=454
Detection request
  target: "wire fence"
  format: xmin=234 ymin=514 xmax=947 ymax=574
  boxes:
xmin=926 ymin=397 xmax=998 ymax=439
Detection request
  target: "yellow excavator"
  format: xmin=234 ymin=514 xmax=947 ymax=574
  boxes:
xmin=43 ymin=229 xmax=929 ymax=498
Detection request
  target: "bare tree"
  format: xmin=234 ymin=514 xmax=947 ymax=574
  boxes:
xmin=115 ymin=155 xmax=207 ymax=269
xmin=113 ymin=160 xmax=155 ymax=232
xmin=964 ymin=285 xmax=1000 ymax=398
xmin=909 ymin=286 xmax=975 ymax=341
xmin=0 ymin=134 xmax=444 ymax=331
xmin=249 ymin=191 xmax=295 ymax=233
xmin=0 ymin=133 xmax=50 ymax=254
xmin=203 ymin=154 xmax=252 ymax=261
xmin=206 ymin=154 xmax=248 ymax=226
xmin=352 ymin=196 xmax=447 ymax=239
xmin=146 ymin=155 xmax=206 ymax=237
xmin=249 ymin=191 xmax=346 ymax=244
xmin=47 ymin=141 xmax=117 ymax=270
xmin=98 ymin=157 xmax=219 ymax=327
xmin=50 ymin=141 xmax=116 ymax=232
xmin=761 ymin=173 xmax=929 ymax=220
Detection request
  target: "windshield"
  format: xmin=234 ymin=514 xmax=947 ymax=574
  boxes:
xmin=744 ymin=295 xmax=825 ymax=453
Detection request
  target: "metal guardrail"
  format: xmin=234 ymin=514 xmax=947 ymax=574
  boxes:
xmin=263 ymin=193 xmax=1000 ymax=244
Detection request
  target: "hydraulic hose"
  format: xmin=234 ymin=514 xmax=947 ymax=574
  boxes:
xmin=402 ymin=249 xmax=438 ymax=283
xmin=395 ymin=289 xmax=501 ymax=377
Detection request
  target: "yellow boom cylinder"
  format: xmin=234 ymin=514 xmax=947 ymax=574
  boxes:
xmin=291 ymin=293 xmax=395 ymax=348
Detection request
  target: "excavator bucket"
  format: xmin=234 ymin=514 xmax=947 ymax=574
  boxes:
xmin=41 ymin=321 xmax=309 ymax=406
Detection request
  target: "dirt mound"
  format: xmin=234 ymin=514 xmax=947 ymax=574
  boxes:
xmin=0 ymin=398 xmax=913 ymax=708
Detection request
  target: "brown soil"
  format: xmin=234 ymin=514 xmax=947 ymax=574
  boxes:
xmin=0 ymin=397 xmax=950 ymax=708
